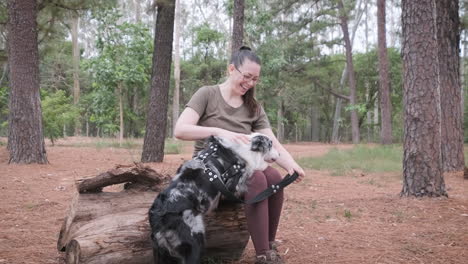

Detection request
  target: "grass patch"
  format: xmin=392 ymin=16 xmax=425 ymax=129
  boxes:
xmin=65 ymin=138 xmax=141 ymax=149
xmin=63 ymin=138 xmax=183 ymax=154
xmin=298 ymin=144 xmax=402 ymax=176
xmin=164 ymin=139 xmax=183 ymax=154
xmin=344 ymin=209 xmax=353 ymax=219
xmin=358 ymin=178 xmax=384 ymax=187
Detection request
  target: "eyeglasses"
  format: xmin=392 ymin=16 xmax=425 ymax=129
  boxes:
xmin=235 ymin=67 xmax=260 ymax=84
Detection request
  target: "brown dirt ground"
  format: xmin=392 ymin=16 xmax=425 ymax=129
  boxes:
xmin=0 ymin=137 xmax=467 ymax=264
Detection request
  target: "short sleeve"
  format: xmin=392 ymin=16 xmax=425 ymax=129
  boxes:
xmin=186 ymin=86 xmax=210 ymax=116
xmin=253 ymin=106 xmax=270 ymax=131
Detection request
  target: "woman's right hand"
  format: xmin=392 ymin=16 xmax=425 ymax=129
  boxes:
xmin=215 ymin=129 xmax=251 ymax=144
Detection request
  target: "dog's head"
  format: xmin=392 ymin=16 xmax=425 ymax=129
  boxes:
xmin=249 ymin=133 xmax=279 ymax=163
xmin=214 ymin=133 xmax=279 ymax=171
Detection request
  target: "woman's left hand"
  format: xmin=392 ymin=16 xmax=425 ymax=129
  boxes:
xmin=286 ymin=163 xmax=305 ymax=183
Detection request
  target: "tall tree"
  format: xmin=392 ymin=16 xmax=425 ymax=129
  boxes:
xmin=232 ymin=0 xmax=245 ymax=52
xmin=172 ymin=0 xmax=181 ymax=138
xmin=141 ymin=0 xmax=176 ymax=162
xmin=71 ymin=11 xmax=81 ymax=136
xmin=6 ymin=0 xmax=48 ymax=164
xmin=401 ymin=0 xmax=446 ymax=197
xmin=377 ymin=0 xmax=392 ymax=144
xmin=437 ymin=0 xmax=464 ymax=172
xmin=337 ymin=0 xmax=360 ymax=144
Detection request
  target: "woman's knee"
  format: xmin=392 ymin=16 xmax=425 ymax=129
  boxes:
xmin=246 ymin=171 xmax=268 ymax=198
xmin=264 ymin=166 xmax=283 ymax=185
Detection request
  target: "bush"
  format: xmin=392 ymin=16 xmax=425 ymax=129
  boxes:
xmin=42 ymin=90 xmax=79 ymax=144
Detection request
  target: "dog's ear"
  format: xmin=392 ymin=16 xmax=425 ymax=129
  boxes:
xmin=207 ymin=136 xmax=220 ymax=145
xmin=250 ymin=135 xmax=271 ymax=153
xmin=181 ymin=159 xmax=204 ymax=171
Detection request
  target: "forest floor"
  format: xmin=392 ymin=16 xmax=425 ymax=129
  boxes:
xmin=0 ymin=137 xmax=467 ymax=264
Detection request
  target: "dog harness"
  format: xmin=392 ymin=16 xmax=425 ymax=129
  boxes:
xmin=195 ymin=140 xmax=299 ymax=204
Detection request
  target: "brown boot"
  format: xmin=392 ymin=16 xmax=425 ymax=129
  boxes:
xmin=255 ymin=250 xmax=285 ymax=264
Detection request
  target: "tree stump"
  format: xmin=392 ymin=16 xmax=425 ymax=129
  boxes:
xmin=57 ymin=163 xmax=250 ymax=264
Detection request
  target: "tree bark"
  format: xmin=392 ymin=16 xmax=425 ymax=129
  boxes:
xmin=133 ymin=0 xmax=141 ymax=23
xmin=377 ymin=0 xmax=393 ymax=144
xmin=6 ymin=0 xmax=48 ymax=164
xmin=277 ymin=92 xmax=284 ymax=142
xmin=172 ymin=0 xmax=181 ymax=139
xmin=231 ymin=0 xmax=245 ymax=53
xmin=338 ymin=0 xmax=360 ymax=144
xmin=141 ymin=0 xmax=176 ymax=162
xmin=311 ymin=105 xmax=320 ymax=141
xmin=118 ymin=82 xmax=124 ymax=147
xmin=436 ymin=0 xmax=464 ymax=172
xmin=71 ymin=12 xmax=81 ymax=136
xmin=401 ymin=0 xmax=446 ymax=197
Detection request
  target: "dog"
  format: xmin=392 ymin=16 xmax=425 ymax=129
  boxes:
xmin=149 ymin=133 xmax=279 ymax=264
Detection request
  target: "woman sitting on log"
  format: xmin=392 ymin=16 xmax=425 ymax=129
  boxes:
xmin=174 ymin=46 xmax=306 ymax=264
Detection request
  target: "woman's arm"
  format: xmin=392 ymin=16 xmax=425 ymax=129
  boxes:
xmin=256 ymin=127 xmax=305 ymax=182
xmin=174 ymin=107 xmax=251 ymax=144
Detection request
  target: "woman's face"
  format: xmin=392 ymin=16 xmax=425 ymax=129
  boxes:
xmin=229 ymin=59 xmax=261 ymax=96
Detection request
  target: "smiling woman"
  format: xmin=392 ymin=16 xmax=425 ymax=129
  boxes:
xmin=174 ymin=46 xmax=306 ymax=264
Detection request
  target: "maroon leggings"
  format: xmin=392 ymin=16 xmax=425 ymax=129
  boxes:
xmin=244 ymin=166 xmax=284 ymax=255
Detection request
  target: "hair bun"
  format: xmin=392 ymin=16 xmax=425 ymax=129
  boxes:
xmin=239 ymin=46 xmax=251 ymax=51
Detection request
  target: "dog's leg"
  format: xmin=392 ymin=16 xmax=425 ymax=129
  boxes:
xmin=157 ymin=246 xmax=180 ymax=264
xmin=152 ymin=247 xmax=158 ymax=264
xmin=184 ymin=233 xmax=204 ymax=264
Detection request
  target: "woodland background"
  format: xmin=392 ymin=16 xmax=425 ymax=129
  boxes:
xmin=1 ymin=0 xmax=467 ymax=195
xmin=0 ymin=0 xmax=417 ymax=145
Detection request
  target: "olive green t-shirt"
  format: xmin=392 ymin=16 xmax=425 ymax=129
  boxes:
xmin=186 ymin=85 xmax=270 ymax=153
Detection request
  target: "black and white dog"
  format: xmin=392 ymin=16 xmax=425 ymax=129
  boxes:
xmin=149 ymin=133 xmax=279 ymax=264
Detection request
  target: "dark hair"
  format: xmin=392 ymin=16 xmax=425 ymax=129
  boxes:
xmin=230 ymin=46 xmax=261 ymax=117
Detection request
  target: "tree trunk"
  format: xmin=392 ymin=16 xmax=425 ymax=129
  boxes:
xmin=172 ymin=0 xmax=181 ymax=139
xmin=401 ymin=0 xmax=446 ymax=197
xmin=331 ymin=97 xmax=342 ymax=143
xmin=277 ymin=95 xmax=284 ymax=142
xmin=133 ymin=0 xmax=141 ymax=23
xmin=58 ymin=164 xmax=249 ymax=263
xmin=118 ymin=82 xmax=124 ymax=147
xmin=141 ymin=0 xmax=176 ymax=162
xmin=338 ymin=0 xmax=360 ymax=144
xmin=436 ymin=0 xmax=464 ymax=172
xmin=6 ymin=0 xmax=48 ymax=164
xmin=311 ymin=105 xmax=319 ymax=141
xmin=72 ymin=12 xmax=81 ymax=136
xmin=331 ymin=0 xmax=364 ymax=143
xmin=231 ymin=0 xmax=245 ymax=53
xmin=377 ymin=0 xmax=393 ymax=144
xmin=461 ymin=31 xmax=466 ymax=129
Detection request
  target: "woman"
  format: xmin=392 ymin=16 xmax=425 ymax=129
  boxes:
xmin=174 ymin=46 xmax=305 ymax=264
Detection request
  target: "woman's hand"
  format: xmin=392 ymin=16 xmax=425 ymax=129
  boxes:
xmin=286 ymin=162 xmax=305 ymax=183
xmin=215 ymin=129 xmax=251 ymax=144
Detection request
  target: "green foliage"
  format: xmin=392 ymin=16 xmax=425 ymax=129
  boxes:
xmin=42 ymin=90 xmax=79 ymax=144
xmin=82 ymin=8 xmax=153 ymax=137
xmin=298 ymin=144 xmax=403 ymax=176
xmin=0 ymin=86 xmax=8 ymax=136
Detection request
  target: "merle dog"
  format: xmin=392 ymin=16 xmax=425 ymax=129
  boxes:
xmin=149 ymin=133 xmax=279 ymax=264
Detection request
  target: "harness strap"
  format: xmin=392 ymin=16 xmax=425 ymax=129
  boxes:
xmin=210 ymin=171 xmax=299 ymax=204
xmin=244 ymin=172 xmax=299 ymax=204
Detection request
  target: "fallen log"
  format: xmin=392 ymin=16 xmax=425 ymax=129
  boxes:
xmin=58 ymin=163 xmax=249 ymax=263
